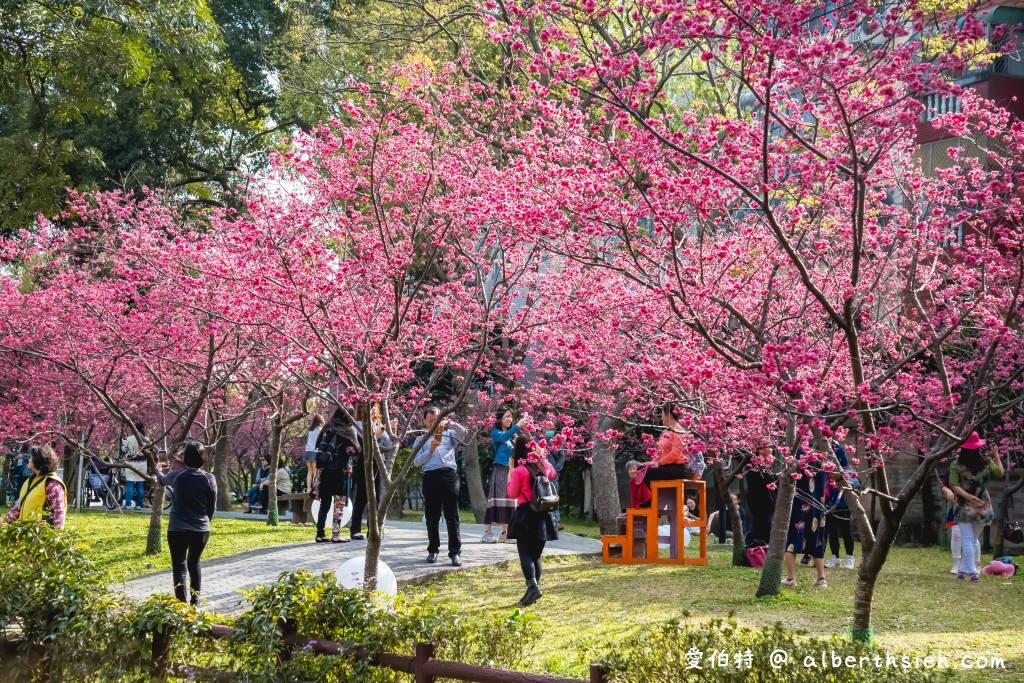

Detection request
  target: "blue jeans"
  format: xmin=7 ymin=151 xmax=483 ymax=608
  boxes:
xmin=124 ymin=480 xmax=144 ymax=508
xmin=247 ymin=485 xmax=262 ymax=508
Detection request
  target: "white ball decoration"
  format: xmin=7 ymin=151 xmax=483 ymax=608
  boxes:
xmin=335 ymin=556 xmax=398 ymax=596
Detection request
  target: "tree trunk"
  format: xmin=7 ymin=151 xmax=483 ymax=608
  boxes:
xmin=146 ymin=483 xmax=165 ymax=555
xmin=462 ymin=429 xmax=487 ymax=523
xmin=64 ymin=445 xmax=80 ymax=510
xmin=362 ymin=417 xmax=382 ymax=590
xmin=851 ymin=513 xmax=899 ymax=643
xmin=756 ymin=471 xmax=795 ymax=597
xmin=213 ymin=432 xmax=234 ymax=512
xmin=711 ymin=459 xmax=746 ymax=566
xmin=592 ymin=415 xmax=623 ymax=534
xmin=991 ymin=472 xmax=1024 ymax=558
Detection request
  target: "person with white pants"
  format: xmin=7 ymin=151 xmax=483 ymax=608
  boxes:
xmin=948 ymin=524 xmax=981 ymax=575
xmin=948 ymin=433 xmax=1004 ymax=581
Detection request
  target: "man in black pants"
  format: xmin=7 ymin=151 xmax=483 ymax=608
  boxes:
xmin=412 ymin=407 xmax=465 ymax=566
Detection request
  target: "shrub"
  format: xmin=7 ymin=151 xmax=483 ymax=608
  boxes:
xmin=598 ymin=616 xmax=953 ymax=683
xmin=0 ymin=523 xmax=537 ymax=682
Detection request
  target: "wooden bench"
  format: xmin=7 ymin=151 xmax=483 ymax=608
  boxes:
xmin=277 ymin=493 xmax=314 ymax=524
xmin=602 ymin=479 xmax=707 ymax=566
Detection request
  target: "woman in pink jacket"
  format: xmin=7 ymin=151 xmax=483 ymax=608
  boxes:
xmin=506 ymin=437 xmax=558 ymax=607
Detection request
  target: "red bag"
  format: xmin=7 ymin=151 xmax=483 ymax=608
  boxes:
xmin=746 ymin=544 xmax=767 ymax=568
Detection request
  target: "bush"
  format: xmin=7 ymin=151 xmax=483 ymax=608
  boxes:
xmin=0 ymin=521 xmax=536 ymax=682
xmin=598 ymin=616 xmax=953 ymax=683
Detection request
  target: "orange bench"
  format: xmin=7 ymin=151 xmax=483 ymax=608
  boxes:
xmin=601 ymin=479 xmax=707 ymax=566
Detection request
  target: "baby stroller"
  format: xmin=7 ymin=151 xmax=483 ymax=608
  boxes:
xmin=85 ymin=457 xmax=123 ymax=510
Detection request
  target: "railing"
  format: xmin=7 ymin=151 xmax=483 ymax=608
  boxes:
xmin=149 ymin=621 xmax=609 ymax=683
xmin=919 ymin=90 xmax=962 ymax=122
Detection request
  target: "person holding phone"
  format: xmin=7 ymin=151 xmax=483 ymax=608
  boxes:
xmin=157 ymin=441 xmax=217 ymax=605
xmin=413 ymin=407 xmax=465 ymax=566
xmin=949 ymin=432 xmax=1005 ymax=582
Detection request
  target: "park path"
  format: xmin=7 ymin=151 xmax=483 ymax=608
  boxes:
xmin=119 ymin=520 xmax=602 ymax=614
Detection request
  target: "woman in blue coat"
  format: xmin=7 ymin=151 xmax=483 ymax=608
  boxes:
xmin=482 ymin=409 xmax=525 ymax=543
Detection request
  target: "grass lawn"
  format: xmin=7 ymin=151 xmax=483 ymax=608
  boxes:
xmin=55 ymin=508 xmax=313 ymax=584
xmin=419 ymin=546 xmax=1023 ymax=682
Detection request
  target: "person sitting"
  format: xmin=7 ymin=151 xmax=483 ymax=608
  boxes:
xmin=706 ymin=494 xmax=748 ymax=539
xmin=640 ymin=402 xmax=695 ymax=497
xmin=247 ymin=456 xmax=271 ymax=512
xmin=259 ymin=459 xmax=293 ymax=512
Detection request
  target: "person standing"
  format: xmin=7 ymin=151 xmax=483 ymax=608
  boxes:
xmin=413 ymin=406 xmax=465 ymax=566
xmin=782 ymin=445 xmax=830 ymax=589
xmin=351 ymin=404 xmax=393 ymax=541
xmin=949 ymin=432 xmax=1004 ymax=582
xmin=121 ymin=421 xmax=148 ymax=510
xmin=507 ymin=437 xmax=559 ymax=607
xmin=483 ymin=410 xmax=524 ymax=543
xmin=545 ymin=431 xmax=567 ymax=531
xmin=2 ymin=445 xmax=66 ymax=529
xmin=156 ymin=442 xmax=216 ymax=605
xmin=745 ymin=440 xmax=777 ymax=545
xmin=314 ymin=409 xmax=359 ymax=544
xmin=824 ymin=440 xmax=856 ymax=570
xmin=304 ymin=415 xmax=325 ymax=498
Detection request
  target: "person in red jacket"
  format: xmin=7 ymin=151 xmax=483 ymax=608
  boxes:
xmin=507 ymin=437 xmax=558 ymax=607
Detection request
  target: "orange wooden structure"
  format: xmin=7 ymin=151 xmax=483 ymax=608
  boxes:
xmin=601 ymin=479 xmax=707 ymax=565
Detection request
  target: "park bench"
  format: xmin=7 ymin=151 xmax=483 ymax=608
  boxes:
xmin=601 ymin=479 xmax=707 ymax=566
xmin=277 ymin=493 xmax=314 ymax=524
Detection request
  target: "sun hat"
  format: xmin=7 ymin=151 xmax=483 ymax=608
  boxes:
xmin=962 ymin=432 xmax=986 ymax=450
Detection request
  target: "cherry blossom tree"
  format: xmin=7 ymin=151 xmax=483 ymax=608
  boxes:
xmin=0 ymin=192 xmax=257 ymax=553
xmin=488 ymin=0 xmax=1024 ymax=640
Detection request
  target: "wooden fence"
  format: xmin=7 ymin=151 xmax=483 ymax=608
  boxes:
xmin=149 ymin=621 xmax=609 ymax=683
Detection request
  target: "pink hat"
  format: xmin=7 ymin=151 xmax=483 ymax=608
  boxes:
xmin=962 ymin=432 xmax=986 ymax=450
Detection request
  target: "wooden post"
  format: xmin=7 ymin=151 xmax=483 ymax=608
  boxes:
xmin=413 ymin=642 xmax=436 ymax=683
xmin=589 ymin=663 xmax=606 ymax=683
xmin=151 ymin=628 xmax=171 ymax=681
xmin=278 ymin=619 xmax=297 ymax=665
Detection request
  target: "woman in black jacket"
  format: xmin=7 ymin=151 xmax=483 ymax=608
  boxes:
xmin=314 ymin=408 xmax=361 ymax=543
xmin=156 ymin=441 xmax=217 ymax=605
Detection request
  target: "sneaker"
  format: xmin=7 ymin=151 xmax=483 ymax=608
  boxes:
xmin=799 ymin=554 xmax=811 ymax=565
xmin=481 ymin=530 xmax=497 ymax=544
xmin=956 ymin=571 xmax=966 ymax=581
xmin=950 ymin=561 xmax=962 ymax=574
xmin=499 ymin=533 xmax=511 ymax=543
xmin=824 ymin=556 xmax=839 ymax=569
xmin=970 ymin=573 xmax=980 ymax=583
xmin=815 ymin=577 xmax=828 ymax=588
xmin=844 ymin=556 xmax=855 ymax=570
xmin=781 ymin=578 xmax=797 ymax=588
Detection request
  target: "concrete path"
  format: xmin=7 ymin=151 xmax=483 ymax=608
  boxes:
xmin=119 ymin=521 xmax=602 ymax=614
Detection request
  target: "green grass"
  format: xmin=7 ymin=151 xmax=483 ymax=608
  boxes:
xmin=419 ymin=546 xmax=1023 ymax=682
xmin=60 ymin=509 xmax=314 ymax=584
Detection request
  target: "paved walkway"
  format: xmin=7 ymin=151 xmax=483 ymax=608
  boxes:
xmin=119 ymin=521 xmax=601 ymax=614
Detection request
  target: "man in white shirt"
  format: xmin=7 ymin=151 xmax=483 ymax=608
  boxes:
xmin=412 ymin=406 xmax=466 ymax=566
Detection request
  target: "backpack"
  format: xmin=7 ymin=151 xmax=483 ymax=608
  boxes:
xmin=316 ymin=430 xmax=355 ymax=471
xmin=527 ymin=464 xmax=559 ymax=513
